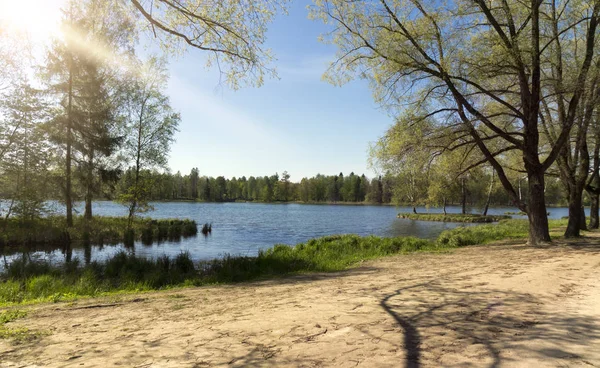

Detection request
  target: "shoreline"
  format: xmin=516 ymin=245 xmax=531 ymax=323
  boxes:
xmin=0 ymin=219 xmax=570 ymax=307
xmin=1 ymin=232 xmax=599 ymax=366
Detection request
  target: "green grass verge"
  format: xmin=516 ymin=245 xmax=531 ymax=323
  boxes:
xmin=0 ymin=219 xmax=571 ymax=306
xmin=397 ymin=213 xmax=511 ymax=223
xmin=436 ymin=219 xmax=568 ymax=247
xmin=0 ymin=235 xmax=438 ymax=305
xmin=0 ymin=216 xmax=198 ymax=247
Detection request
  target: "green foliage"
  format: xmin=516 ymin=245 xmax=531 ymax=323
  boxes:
xmin=128 ymin=0 xmax=288 ymax=89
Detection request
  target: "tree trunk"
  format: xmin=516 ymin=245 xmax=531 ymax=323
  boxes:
xmin=590 ymin=192 xmax=599 ymax=229
xmin=526 ymin=170 xmax=551 ymax=245
xmin=580 ymin=205 xmax=587 ymax=231
xmin=442 ymin=197 xmax=447 ymax=215
xmin=482 ymin=170 xmax=494 ymax=216
xmin=586 ymin=133 xmax=600 ymax=229
xmin=84 ymin=150 xmax=94 ymax=220
xmin=565 ymin=189 xmax=584 ymax=237
xmin=65 ymin=52 xmax=74 ymax=227
xmin=461 ymin=177 xmax=467 ymax=215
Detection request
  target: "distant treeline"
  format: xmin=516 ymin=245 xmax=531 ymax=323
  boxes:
xmin=110 ymin=168 xmax=569 ymax=207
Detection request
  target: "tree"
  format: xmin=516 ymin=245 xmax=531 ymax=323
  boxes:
xmin=119 ymin=58 xmax=180 ymax=225
xmin=190 ymin=167 xmax=199 ymax=199
xmin=313 ymin=0 xmax=600 ymax=245
xmin=127 ymin=0 xmax=287 ymax=88
xmin=279 ymin=171 xmax=291 ymax=201
xmin=43 ymin=0 xmax=135 ymax=225
xmin=539 ymin=17 xmax=600 ymax=236
xmin=0 ymin=83 xmax=51 ymax=220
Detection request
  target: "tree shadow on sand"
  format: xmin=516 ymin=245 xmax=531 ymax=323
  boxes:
xmin=380 ymin=280 xmax=600 ymax=367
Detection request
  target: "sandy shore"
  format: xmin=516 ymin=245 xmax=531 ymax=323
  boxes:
xmin=1 ymin=234 xmax=600 ymax=367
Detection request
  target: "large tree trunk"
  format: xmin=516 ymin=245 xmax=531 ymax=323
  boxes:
xmin=565 ymin=188 xmax=584 ymax=237
xmin=580 ymin=205 xmax=588 ymax=231
xmin=527 ymin=170 xmax=551 ymax=245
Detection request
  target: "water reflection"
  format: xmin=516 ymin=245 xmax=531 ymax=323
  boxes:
xmin=0 ymin=202 xmax=576 ymax=270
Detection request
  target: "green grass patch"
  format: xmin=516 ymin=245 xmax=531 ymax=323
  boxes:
xmin=0 ymin=309 xmax=46 ymax=343
xmin=436 ymin=219 xmax=568 ymax=247
xmin=0 ymin=216 xmax=197 ymax=247
xmin=0 ymin=309 xmax=27 ymax=324
xmin=0 ymin=235 xmax=439 ymax=305
xmin=397 ymin=213 xmax=511 ymax=223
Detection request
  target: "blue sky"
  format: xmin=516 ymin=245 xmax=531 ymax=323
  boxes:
xmin=1 ymin=0 xmax=393 ymax=182
xmin=163 ymin=0 xmax=393 ymax=181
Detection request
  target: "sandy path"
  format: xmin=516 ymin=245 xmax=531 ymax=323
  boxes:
xmin=1 ymin=235 xmax=600 ymax=367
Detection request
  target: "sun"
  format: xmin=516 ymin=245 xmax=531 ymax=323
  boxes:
xmin=0 ymin=0 xmax=64 ymax=43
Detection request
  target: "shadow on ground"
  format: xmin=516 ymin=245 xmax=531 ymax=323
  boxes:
xmin=381 ymin=279 xmax=600 ymax=367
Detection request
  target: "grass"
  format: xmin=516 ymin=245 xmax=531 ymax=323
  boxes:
xmin=0 ymin=216 xmax=198 ymax=248
xmin=398 ymin=213 xmax=511 ymax=223
xmin=0 ymin=219 xmax=571 ymax=306
xmin=0 ymin=309 xmax=46 ymax=343
xmin=0 ymin=236 xmax=437 ymax=305
xmin=436 ymin=218 xmax=568 ymax=247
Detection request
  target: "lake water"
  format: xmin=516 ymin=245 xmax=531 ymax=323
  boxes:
xmin=0 ymin=201 xmax=575 ymax=267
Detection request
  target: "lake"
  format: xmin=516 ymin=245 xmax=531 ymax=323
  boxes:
xmin=0 ymin=201 xmax=576 ymax=268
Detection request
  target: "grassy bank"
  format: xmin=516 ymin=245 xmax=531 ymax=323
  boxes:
xmin=398 ymin=213 xmax=511 ymax=223
xmin=437 ymin=219 xmax=568 ymax=247
xmin=0 ymin=216 xmax=198 ymax=247
xmin=0 ymin=219 xmax=570 ymax=306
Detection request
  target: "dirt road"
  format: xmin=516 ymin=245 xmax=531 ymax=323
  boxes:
xmin=2 ymin=235 xmax=600 ymax=367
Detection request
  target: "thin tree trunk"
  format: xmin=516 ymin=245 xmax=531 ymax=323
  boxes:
xmin=84 ymin=149 xmax=94 ymax=220
xmin=482 ymin=170 xmax=495 ymax=216
xmin=590 ymin=192 xmax=599 ymax=229
xmin=66 ymin=49 xmax=74 ymax=227
xmin=527 ymin=169 xmax=552 ymax=245
xmin=442 ymin=197 xmax=447 ymax=215
xmin=461 ymin=177 xmax=467 ymax=215
xmin=586 ymin=132 xmax=600 ymax=229
xmin=128 ymin=100 xmax=145 ymax=228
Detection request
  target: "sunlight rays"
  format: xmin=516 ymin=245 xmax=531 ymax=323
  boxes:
xmin=0 ymin=0 xmax=63 ymax=43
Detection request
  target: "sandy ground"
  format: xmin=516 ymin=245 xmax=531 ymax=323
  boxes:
xmin=1 ymin=234 xmax=600 ymax=368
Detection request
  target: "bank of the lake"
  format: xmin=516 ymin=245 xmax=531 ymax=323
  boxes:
xmin=0 ymin=219 xmax=570 ymax=306
xmin=1 ymin=216 xmax=198 ymax=247
xmin=0 ymin=201 xmax=583 ymax=269
xmin=397 ymin=213 xmax=511 ymax=223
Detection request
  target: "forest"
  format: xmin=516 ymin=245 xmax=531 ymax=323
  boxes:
xmin=108 ymin=168 xmax=569 ymax=208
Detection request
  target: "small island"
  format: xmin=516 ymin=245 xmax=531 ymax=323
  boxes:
xmin=397 ymin=213 xmax=511 ymax=223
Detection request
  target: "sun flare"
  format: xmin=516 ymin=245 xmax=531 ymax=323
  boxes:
xmin=0 ymin=0 xmax=64 ymax=43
